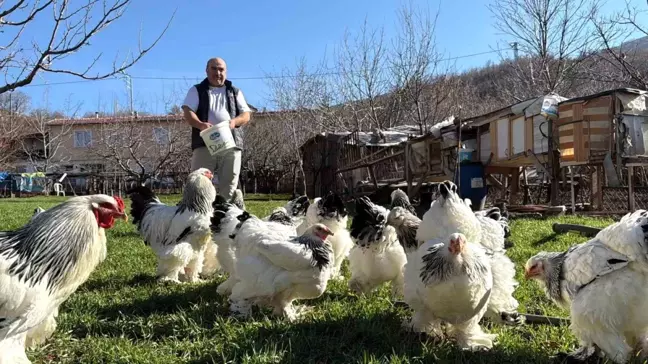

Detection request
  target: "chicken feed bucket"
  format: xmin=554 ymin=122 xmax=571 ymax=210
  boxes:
xmin=200 ymin=122 xmax=236 ymax=156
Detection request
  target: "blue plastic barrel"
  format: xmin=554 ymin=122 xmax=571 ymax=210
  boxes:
xmin=454 ymin=162 xmax=487 ymax=211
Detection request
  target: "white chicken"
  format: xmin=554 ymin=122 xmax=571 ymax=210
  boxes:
xmin=403 ymin=233 xmax=496 ymax=351
xmin=525 ymin=209 xmax=648 ymax=363
xmin=128 ymin=168 xmax=216 ymax=283
xmin=297 ymin=192 xmax=352 ymax=279
xmin=416 ymin=181 xmax=521 ymax=325
xmin=347 ymin=196 xmax=407 ymax=298
xmin=211 ymin=195 xmax=310 ymax=296
xmin=201 ymin=190 xmax=246 ymax=279
xmin=210 ymin=199 xmax=247 ymax=296
xmin=229 ymin=211 xmax=334 ymax=321
xmin=0 ymin=195 xmax=127 ymax=364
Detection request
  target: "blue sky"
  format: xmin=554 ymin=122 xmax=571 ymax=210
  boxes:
xmin=10 ymin=0 xmax=645 ymax=115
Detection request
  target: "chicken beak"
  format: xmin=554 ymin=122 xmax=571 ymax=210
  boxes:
xmin=116 ymin=211 xmax=128 ymax=222
xmin=523 ymin=268 xmax=534 ymax=279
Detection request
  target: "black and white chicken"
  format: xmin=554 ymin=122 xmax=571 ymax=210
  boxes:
xmin=201 ymin=191 xmax=246 ymax=279
xmin=128 ymin=168 xmax=216 ymax=283
xmin=266 ymin=195 xmax=310 ymax=227
xmin=403 ymin=233 xmax=497 ymax=351
xmin=229 ymin=212 xmax=334 ymax=321
xmin=416 ymin=181 xmax=521 ymax=325
xmin=525 ymin=209 xmax=648 ymax=363
xmin=297 ymin=192 xmax=352 ymax=279
xmin=348 ymin=196 xmax=407 ymax=298
xmin=0 ymin=195 xmax=127 ymax=363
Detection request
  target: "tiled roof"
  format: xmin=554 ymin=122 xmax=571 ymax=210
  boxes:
xmin=46 ymin=114 xmax=185 ymax=126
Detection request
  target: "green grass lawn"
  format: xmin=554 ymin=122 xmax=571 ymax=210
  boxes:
xmin=0 ymin=196 xmax=617 ymax=363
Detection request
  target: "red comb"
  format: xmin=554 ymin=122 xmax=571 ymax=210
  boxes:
xmin=113 ymin=196 xmax=125 ymax=211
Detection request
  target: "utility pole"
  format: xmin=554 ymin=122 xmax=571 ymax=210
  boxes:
xmin=510 ymin=42 xmax=519 ymax=60
xmin=120 ymin=71 xmax=134 ymax=115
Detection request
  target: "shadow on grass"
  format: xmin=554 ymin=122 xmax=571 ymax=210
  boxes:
xmin=532 ymin=233 xmax=560 ymax=247
xmin=185 ymin=309 xmax=557 ymax=364
xmin=78 ymin=273 xmax=160 ymax=293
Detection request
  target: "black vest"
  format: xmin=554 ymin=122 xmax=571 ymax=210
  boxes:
xmin=191 ymin=78 xmax=244 ymax=150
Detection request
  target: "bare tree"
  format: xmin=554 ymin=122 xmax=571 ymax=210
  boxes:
xmin=19 ymin=107 xmax=70 ymax=173
xmin=265 ymin=58 xmax=332 ymax=195
xmin=590 ymin=0 xmax=648 ymax=89
xmin=489 ymin=0 xmax=600 ymax=100
xmin=0 ymin=90 xmax=30 ymax=114
xmin=390 ymin=2 xmax=459 ymax=134
xmin=0 ymin=1 xmax=175 ymax=94
xmin=90 ymin=116 xmax=189 ymax=184
xmin=335 ymin=19 xmax=402 ymax=131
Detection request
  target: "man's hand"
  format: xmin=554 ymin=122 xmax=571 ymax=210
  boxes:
xmin=198 ymin=122 xmax=211 ymax=131
xmin=229 ymin=119 xmax=237 ymax=130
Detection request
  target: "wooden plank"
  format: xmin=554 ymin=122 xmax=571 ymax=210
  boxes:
xmin=368 ymin=165 xmax=379 ymax=190
xmin=629 ymin=165 xmax=635 ymax=211
xmin=573 ymin=103 xmax=584 ymax=121
xmin=336 ymin=151 xmax=404 ymax=173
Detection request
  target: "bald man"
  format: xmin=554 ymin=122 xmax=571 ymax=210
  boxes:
xmin=182 ymin=57 xmax=251 ymax=201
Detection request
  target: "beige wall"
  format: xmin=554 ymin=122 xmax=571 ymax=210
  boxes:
xmin=11 ymin=111 xmax=273 ymax=173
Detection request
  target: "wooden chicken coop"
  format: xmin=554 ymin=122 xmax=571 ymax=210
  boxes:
xmin=557 ymin=88 xmax=648 ymax=212
xmin=455 ymin=94 xmax=566 ymax=205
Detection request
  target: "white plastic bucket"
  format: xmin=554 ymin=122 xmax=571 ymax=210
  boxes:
xmin=200 ymin=122 xmax=236 ymax=156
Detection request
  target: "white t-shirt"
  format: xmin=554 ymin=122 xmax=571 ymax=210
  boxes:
xmin=182 ymin=85 xmax=252 ymax=125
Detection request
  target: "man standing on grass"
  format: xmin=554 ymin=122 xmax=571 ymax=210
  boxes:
xmin=181 ymin=57 xmax=251 ymax=201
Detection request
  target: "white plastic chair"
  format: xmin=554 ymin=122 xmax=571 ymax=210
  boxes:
xmin=53 ymin=182 xmax=64 ymax=196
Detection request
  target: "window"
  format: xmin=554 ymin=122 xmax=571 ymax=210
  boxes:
xmin=153 ymin=127 xmax=170 ymax=144
xmin=74 ymin=130 xmax=92 ymax=148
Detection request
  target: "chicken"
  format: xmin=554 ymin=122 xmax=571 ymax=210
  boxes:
xmin=390 ymin=188 xmax=416 ymax=215
xmin=403 ymin=233 xmax=497 ymax=351
xmin=201 ymin=191 xmax=246 ymax=279
xmin=229 ymin=212 xmax=334 ymax=321
xmin=416 ymin=181 xmax=521 ymax=325
xmin=0 ymin=195 xmax=127 ymax=363
xmin=210 ymin=198 xmax=246 ymax=295
xmin=525 ymin=210 xmax=648 ymax=363
xmin=264 ymin=195 xmax=310 ymax=227
xmin=297 ymin=192 xmax=352 ymax=279
xmin=386 ymin=206 xmax=422 ymax=255
xmin=386 ymin=188 xmax=422 ymax=255
xmin=128 ymin=168 xmax=216 ymax=283
xmin=348 ymin=196 xmax=407 ymax=298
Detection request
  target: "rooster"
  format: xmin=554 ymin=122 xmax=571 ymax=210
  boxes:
xmin=229 ymin=212 xmax=334 ymax=321
xmin=297 ymin=192 xmax=352 ymax=279
xmin=417 ymin=181 xmax=521 ymax=325
xmin=348 ymin=196 xmax=407 ymax=298
xmin=0 ymin=195 xmax=127 ymax=363
xmin=403 ymin=233 xmax=497 ymax=351
xmin=128 ymin=168 xmax=216 ymax=283
xmin=525 ymin=209 xmax=648 ymax=363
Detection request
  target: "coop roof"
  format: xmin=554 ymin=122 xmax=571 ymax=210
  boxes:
xmin=558 ymin=88 xmax=648 ymax=105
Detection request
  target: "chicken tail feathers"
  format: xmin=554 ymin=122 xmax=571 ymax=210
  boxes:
xmin=127 ymin=185 xmax=160 ymax=227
